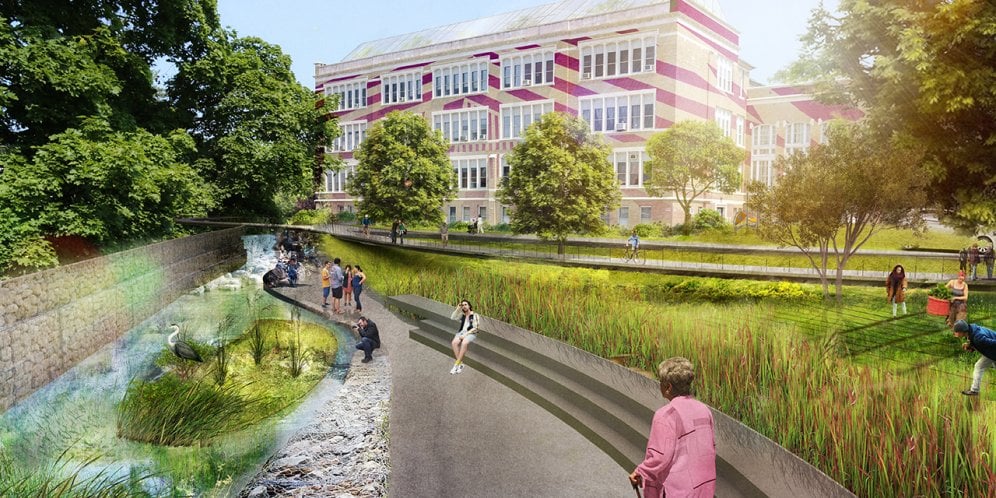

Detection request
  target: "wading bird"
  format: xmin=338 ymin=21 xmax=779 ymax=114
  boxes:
xmin=167 ymin=324 xmax=203 ymax=363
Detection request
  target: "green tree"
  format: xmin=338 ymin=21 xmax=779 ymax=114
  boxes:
xmin=644 ymin=120 xmax=744 ymax=227
xmin=497 ymin=112 xmax=620 ymax=254
xmin=348 ymin=111 xmax=455 ymax=226
xmin=747 ymin=122 xmax=929 ymax=301
xmin=778 ymin=0 xmax=996 ymax=229
xmin=170 ymin=33 xmax=337 ymax=218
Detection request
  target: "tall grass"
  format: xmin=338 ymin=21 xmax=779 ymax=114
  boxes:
xmin=323 ymin=236 xmax=996 ymax=497
xmin=0 ymin=451 xmax=148 ymax=497
xmin=287 ymin=308 xmax=304 ymax=378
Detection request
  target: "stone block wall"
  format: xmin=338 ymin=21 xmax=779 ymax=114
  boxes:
xmin=0 ymin=227 xmax=247 ymax=412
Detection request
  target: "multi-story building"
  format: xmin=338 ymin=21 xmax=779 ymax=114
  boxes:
xmin=314 ymin=0 xmax=859 ymax=226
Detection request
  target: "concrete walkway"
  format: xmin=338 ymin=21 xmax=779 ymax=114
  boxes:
xmin=268 ymin=279 xmax=633 ymax=496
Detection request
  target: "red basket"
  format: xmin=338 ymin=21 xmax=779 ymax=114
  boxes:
xmin=926 ymin=296 xmax=950 ymax=317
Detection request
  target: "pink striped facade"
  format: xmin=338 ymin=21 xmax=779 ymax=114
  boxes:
xmin=314 ymin=1 xmax=859 ymax=226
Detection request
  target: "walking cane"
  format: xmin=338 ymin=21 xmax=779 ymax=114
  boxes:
xmin=631 ymin=480 xmax=643 ymax=498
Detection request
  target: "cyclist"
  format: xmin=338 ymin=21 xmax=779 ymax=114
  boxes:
xmin=627 ymin=231 xmax=640 ymax=259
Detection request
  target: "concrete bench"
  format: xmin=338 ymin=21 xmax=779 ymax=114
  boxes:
xmin=386 ymin=294 xmax=855 ymax=498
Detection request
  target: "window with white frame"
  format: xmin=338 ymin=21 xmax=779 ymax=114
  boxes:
xmin=716 ymin=56 xmax=733 ymax=93
xmin=434 ymin=61 xmax=489 ymax=98
xmin=752 ymin=124 xmax=775 ymax=156
xmin=325 ymin=80 xmax=367 ymax=111
xmin=618 ymin=207 xmax=630 ymax=227
xmin=381 ymin=70 xmax=422 ymax=105
xmin=715 ymin=108 xmax=732 ymax=138
xmin=735 ymin=116 xmax=745 ymax=148
xmin=433 ymin=107 xmax=489 ymax=142
xmin=579 ymin=91 xmax=655 ymax=132
xmin=786 ymin=122 xmax=811 ymax=155
xmin=640 ymin=206 xmax=652 ymax=222
xmin=501 ymin=206 xmax=510 ymax=223
xmin=613 ymin=149 xmax=650 ymax=187
xmin=449 ymin=206 xmax=457 ymax=223
xmin=325 ymin=163 xmax=356 ymax=193
xmin=501 ymin=101 xmax=553 ymax=139
xmin=499 ymin=155 xmax=511 ymax=180
xmin=453 ymin=157 xmax=488 ymax=190
xmin=330 ymin=121 xmax=367 ymax=152
xmin=462 ymin=206 xmax=470 ymax=221
xmin=818 ymin=120 xmax=831 ymax=144
xmin=502 ymin=51 xmax=555 ymax=88
xmin=580 ymin=35 xmax=656 ymax=79
xmin=750 ymin=158 xmax=774 ymax=186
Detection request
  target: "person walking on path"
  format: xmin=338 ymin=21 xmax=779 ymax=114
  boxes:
xmin=440 ymin=222 xmax=449 ymax=247
xmin=449 ymin=299 xmax=480 ymax=375
xmin=320 ymin=260 xmax=331 ymax=308
xmin=331 ymin=258 xmax=345 ymax=314
xmin=398 ymin=220 xmax=407 ymax=245
xmin=352 ymin=265 xmax=367 ymax=313
xmin=343 ymin=264 xmax=354 ymax=310
xmin=391 ymin=219 xmax=400 ymax=244
xmin=945 ymin=271 xmax=969 ymax=328
xmin=886 ymin=264 xmax=908 ymax=317
xmin=968 ymin=243 xmax=981 ymax=281
xmin=952 ymin=320 xmax=996 ymax=396
xmin=984 ymin=245 xmax=994 ymax=279
xmin=353 ymin=316 xmax=381 ymax=363
xmin=629 ymin=356 xmax=716 ymax=498
xmin=362 ymin=214 xmax=371 ymax=236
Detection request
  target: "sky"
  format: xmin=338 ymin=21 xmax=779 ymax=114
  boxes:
xmin=215 ymin=0 xmax=837 ymax=89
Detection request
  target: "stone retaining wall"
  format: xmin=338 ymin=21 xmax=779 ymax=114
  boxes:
xmin=0 ymin=228 xmax=247 ymax=412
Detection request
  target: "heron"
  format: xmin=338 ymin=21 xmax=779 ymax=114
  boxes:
xmin=167 ymin=324 xmax=203 ymax=363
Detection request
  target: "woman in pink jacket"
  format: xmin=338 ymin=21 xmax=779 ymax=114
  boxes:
xmin=629 ymin=357 xmax=716 ymax=498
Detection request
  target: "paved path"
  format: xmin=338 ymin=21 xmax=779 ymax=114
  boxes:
xmin=269 ymin=278 xmax=633 ymax=496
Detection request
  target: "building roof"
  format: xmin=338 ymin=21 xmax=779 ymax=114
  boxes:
xmin=341 ymin=0 xmax=726 ymax=62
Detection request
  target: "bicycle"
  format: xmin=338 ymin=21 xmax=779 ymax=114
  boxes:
xmin=623 ymin=245 xmax=646 ymax=265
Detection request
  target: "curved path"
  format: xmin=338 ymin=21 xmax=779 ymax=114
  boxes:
xmin=266 ymin=282 xmax=630 ymax=496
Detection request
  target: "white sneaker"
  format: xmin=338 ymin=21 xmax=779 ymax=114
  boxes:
xmin=455 ymin=364 xmax=464 ymax=374
xmin=449 ymin=364 xmax=459 ymax=374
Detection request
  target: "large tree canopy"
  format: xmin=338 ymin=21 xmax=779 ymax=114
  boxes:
xmin=778 ymin=0 xmax=996 ymax=229
xmin=644 ymin=120 xmax=743 ymax=225
xmin=348 ymin=111 xmax=455 ymax=226
xmin=497 ymin=112 xmax=620 ymax=254
xmin=747 ymin=122 xmax=929 ymax=300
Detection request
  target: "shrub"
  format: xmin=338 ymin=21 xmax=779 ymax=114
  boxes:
xmin=288 ymin=208 xmax=333 ymax=226
xmin=490 ymin=223 xmax=512 ymax=233
xmin=630 ymin=223 xmax=657 ymax=238
xmin=693 ymin=209 xmax=732 ymax=232
xmin=927 ymin=284 xmax=952 ymax=300
xmin=335 ymin=211 xmax=357 ymax=223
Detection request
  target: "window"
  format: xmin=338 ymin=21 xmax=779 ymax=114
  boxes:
xmin=613 ymin=149 xmax=650 ymax=186
xmin=462 ymin=206 xmax=471 ymax=222
xmin=640 ymin=206 xmax=652 ymax=222
xmin=478 ymin=206 xmax=486 ymax=221
xmin=325 ymin=163 xmax=356 ymax=193
xmin=750 ymin=159 xmax=774 ymax=186
xmin=501 ymin=206 xmax=510 ymax=224
xmin=580 ymin=35 xmax=656 ymax=79
xmin=449 ymin=206 xmax=457 ymax=223
xmin=618 ymin=207 xmax=630 ymax=227
xmin=435 ymin=61 xmax=489 ymax=97
xmin=500 ymin=155 xmax=511 ymax=180
xmin=330 ymin=122 xmax=367 ymax=152
xmin=381 ymin=70 xmax=422 ymax=105
xmin=818 ymin=120 xmax=831 ymax=144
xmin=433 ymin=107 xmax=489 ymax=142
xmin=325 ymin=80 xmax=367 ymax=110
xmin=715 ymin=108 xmax=732 ymax=138
xmin=454 ymin=157 xmax=488 ymax=190
xmin=502 ymin=51 xmax=554 ymax=88
xmin=735 ymin=117 xmax=745 ymax=148
xmin=716 ymin=206 xmax=725 ymax=218
xmin=501 ymin=101 xmax=554 ymax=139
xmin=716 ymin=57 xmax=733 ymax=93
xmin=752 ymin=125 xmax=775 ymax=156
xmin=579 ymin=91 xmax=655 ymax=133
xmin=786 ymin=122 xmax=811 ymax=155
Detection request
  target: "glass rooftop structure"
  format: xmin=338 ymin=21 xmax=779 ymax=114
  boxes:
xmin=342 ymin=0 xmax=727 ymax=62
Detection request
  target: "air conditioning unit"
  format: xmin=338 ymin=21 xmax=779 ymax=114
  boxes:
xmin=644 ymin=64 xmax=655 ymax=72
xmin=615 ymin=123 xmax=628 ymax=132
xmin=522 ymin=79 xmax=532 ymax=86
xmin=582 ymin=72 xmax=591 ymax=80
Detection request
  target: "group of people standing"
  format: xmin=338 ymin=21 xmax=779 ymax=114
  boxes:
xmin=958 ymin=243 xmax=995 ymax=280
xmin=320 ymin=258 xmax=366 ymax=315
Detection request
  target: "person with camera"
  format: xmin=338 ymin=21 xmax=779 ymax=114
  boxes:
xmin=353 ymin=316 xmax=381 ymax=363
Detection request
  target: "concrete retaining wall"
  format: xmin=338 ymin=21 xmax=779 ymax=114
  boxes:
xmin=0 ymin=228 xmax=247 ymax=412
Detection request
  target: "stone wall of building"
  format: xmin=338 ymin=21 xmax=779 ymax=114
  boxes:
xmin=0 ymin=227 xmax=247 ymax=412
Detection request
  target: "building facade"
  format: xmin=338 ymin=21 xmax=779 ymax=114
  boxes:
xmin=314 ymin=0 xmax=859 ymax=227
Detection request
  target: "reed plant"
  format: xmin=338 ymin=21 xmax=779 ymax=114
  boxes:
xmin=0 ymin=450 xmax=148 ymax=497
xmin=245 ymin=291 xmax=271 ymax=366
xmin=213 ymin=315 xmax=234 ymax=386
xmin=321 ymin=236 xmax=996 ymax=497
xmin=287 ymin=308 xmax=304 ymax=378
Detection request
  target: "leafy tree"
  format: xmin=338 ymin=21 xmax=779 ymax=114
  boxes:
xmin=778 ymin=1 xmax=996 ymax=229
xmin=497 ymin=112 xmax=620 ymax=254
xmin=170 ymin=33 xmax=338 ymax=217
xmin=0 ymin=118 xmax=214 ymax=253
xmin=747 ymin=122 xmax=929 ymax=301
xmin=348 ymin=111 xmax=455 ymax=226
xmin=644 ymin=120 xmax=744 ymax=227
